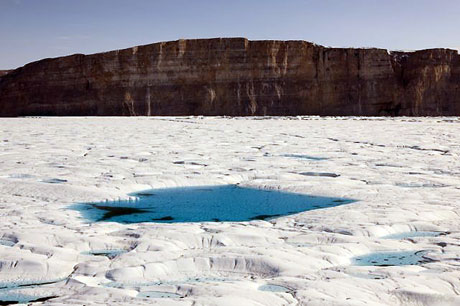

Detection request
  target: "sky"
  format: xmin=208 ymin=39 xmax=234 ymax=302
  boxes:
xmin=1 ymin=0 xmax=459 ymax=69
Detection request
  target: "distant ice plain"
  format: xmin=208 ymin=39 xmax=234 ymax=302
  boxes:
xmin=0 ymin=116 xmax=459 ymax=305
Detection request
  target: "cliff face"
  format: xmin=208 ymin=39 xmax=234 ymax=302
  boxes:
xmin=0 ymin=38 xmax=459 ymax=116
xmin=0 ymin=70 xmax=11 ymax=77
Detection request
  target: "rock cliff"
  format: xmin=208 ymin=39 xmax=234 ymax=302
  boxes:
xmin=1 ymin=38 xmax=459 ymax=116
xmin=0 ymin=70 xmax=11 ymax=77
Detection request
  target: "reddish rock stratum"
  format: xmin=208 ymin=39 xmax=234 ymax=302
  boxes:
xmin=1 ymin=38 xmax=459 ymax=116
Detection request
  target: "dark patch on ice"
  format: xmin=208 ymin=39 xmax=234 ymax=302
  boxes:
xmin=352 ymin=250 xmax=433 ymax=266
xmin=42 ymin=178 xmax=67 ymax=184
xmin=395 ymin=182 xmax=449 ymax=188
xmin=354 ymin=141 xmax=386 ymax=147
xmin=82 ymin=249 xmax=127 ymax=259
xmin=250 ymin=214 xmax=282 ymax=221
xmin=299 ymin=172 xmax=340 ymax=178
xmin=152 ymin=216 xmax=174 ymax=221
xmin=173 ymin=161 xmax=207 ymax=166
xmin=281 ymin=154 xmax=327 ymax=161
xmin=279 ymin=133 xmax=305 ymax=139
xmin=0 ymin=294 xmax=57 ymax=305
xmin=135 ymin=192 xmax=156 ymax=196
xmin=398 ymin=145 xmax=449 ymax=155
xmin=29 ymin=295 xmax=58 ymax=303
xmin=287 ymin=242 xmax=312 ymax=248
xmin=72 ymin=185 xmax=356 ymax=224
xmin=93 ymin=205 xmax=149 ymax=221
xmin=137 ymin=291 xmax=181 ymax=299
xmin=347 ymin=272 xmax=387 ymax=280
xmin=375 ymin=163 xmax=404 ymax=168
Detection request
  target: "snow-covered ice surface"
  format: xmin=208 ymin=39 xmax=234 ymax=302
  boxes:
xmin=0 ymin=116 xmax=459 ymax=305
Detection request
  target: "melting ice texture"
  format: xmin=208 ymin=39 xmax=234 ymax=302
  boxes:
xmin=73 ymin=185 xmax=356 ymax=224
xmin=382 ymin=231 xmax=443 ymax=239
xmin=137 ymin=291 xmax=181 ymax=299
xmin=0 ymin=280 xmax=63 ymax=305
xmin=0 ymin=290 xmax=55 ymax=304
xmin=0 ymin=291 xmax=42 ymax=304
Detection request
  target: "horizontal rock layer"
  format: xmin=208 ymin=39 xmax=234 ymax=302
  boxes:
xmin=1 ymin=38 xmax=459 ymax=116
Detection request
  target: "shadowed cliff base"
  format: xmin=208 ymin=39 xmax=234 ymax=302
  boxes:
xmin=0 ymin=70 xmax=11 ymax=78
xmin=1 ymin=38 xmax=459 ymax=117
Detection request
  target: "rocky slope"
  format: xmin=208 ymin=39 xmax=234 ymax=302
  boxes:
xmin=0 ymin=70 xmax=11 ymax=77
xmin=0 ymin=38 xmax=459 ymax=116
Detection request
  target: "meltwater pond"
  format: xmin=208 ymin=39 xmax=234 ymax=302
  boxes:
xmin=0 ymin=291 xmax=56 ymax=305
xmin=352 ymin=250 xmax=432 ymax=266
xmin=73 ymin=185 xmax=355 ymax=224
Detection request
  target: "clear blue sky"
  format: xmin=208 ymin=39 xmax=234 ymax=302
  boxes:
xmin=1 ymin=0 xmax=459 ymax=69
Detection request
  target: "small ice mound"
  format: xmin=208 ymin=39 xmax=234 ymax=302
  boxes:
xmin=281 ymin=154 xmax=327 ymax=161
xmin=72 ymin=185 xmax=355 ymax=224
xmin=82 ymin=249 xmax=127 ymax=259
xmin=258 ymin=284 xmax=290 ymax=293
xmin=137 ymin=291 xmax=181 ymax=299
xmin=105 ymin=256 xmax=284 ymax=285
xmin=393 ymin=289 xmax=460 ymax=306
xmin=352 ymin=250 xmax=432 ymax=267
xmin=383 ymin=231 xmax=444 ymax=240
